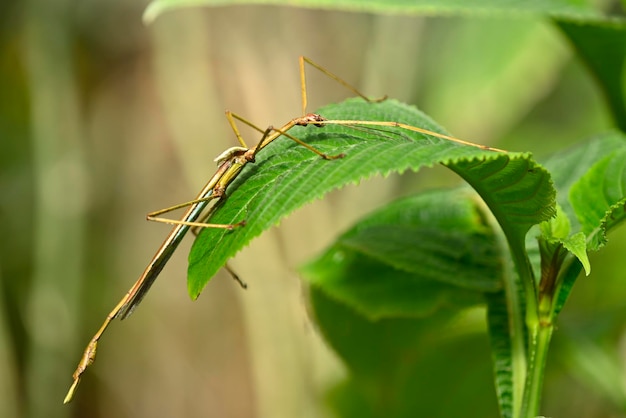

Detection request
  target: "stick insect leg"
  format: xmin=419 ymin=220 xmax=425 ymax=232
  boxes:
xmin=64 ymin=294 xmax=130 ymax=403
xmin=146 ymin=110 xmax=264 ymax=231
xmin=298 ymin=57 xmax=504 ymax=153
xmin=225 ymin=111 xmax=344 ymax=160
xmin=186 ymin=209 xmax=248 ymax=289
xmin=255 ymin=125 xmax=344 ymax=161
xmin=225 ymin=110 xmax=279 ymax=153
xmin=224 ymin=263 xmax=247 ymax=289
xmin=317 ymin=119 xmax=507 ymax=153
xmin=146 ymin=195 xmax=245 ymax=230
xmin=225 ymin=110 xmax=251 ymax=148
xmin=299 ymin=56 xmax=387 ymax=116
xmin=226 ymin=110 xmax=269 ymax=136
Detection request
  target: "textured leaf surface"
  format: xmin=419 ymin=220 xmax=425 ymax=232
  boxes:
xmin=187 ymin=98 xmax=554 ymax=299
xmin=300 ymin=189 xmax=498 ymax=319
xmin=569 ymin=145 xmax=626 ymax=250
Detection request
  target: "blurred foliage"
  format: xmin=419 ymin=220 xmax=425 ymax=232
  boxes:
xmin=2 ymin=0 xmax=626 ymax=417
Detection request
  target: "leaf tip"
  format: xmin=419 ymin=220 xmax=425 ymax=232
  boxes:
xmin=188 ymin=283 xmax=202 ymax=301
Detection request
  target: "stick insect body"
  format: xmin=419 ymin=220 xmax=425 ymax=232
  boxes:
xmin=64 ymin=113 xmax=335 ymax=403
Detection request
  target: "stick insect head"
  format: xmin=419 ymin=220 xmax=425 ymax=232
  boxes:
xmin=214 ymin=146 xmax=249 ymax=166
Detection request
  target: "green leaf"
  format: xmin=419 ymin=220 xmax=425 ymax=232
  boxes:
xmin=343 ymin=225 xmax=500 ymax=291
xmin=561 ymin=232 xmax=589 ymax=275
xmin=536 ymin=133 xmax=626 ymax=312
xmin=542 ymin=134 xmax=623 ymax=230
xmin=540 ymin=132 xmax=626 ymax=247
xmin=304 ymin=249 xmax=486 ymax=319
xmin=451 ymin=150 xmax=555 ymax=247
xmin=539 ymin=204 xmax=571 ymax=240
xmin=310 ymin=287 xmax=499 ymax=418
xmin=538 ymin=205 xmax=590 ymax=275
xmin=557 ymin=21 xmax=626 ymax=130
xmin=144 ymin=0 xmax=622 ymax=25
xmin=570 ymin=145 xmax=626 ymax=250
xmin=187 ymin=98 xmax=554 ymax=299
xmin=300 ymin=189 xmax=499 ymax=319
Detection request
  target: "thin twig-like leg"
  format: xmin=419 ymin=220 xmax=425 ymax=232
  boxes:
xmin=299 ymin=56 xmax=387 ymax=116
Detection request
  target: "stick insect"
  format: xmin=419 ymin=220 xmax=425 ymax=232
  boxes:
xmin=65 ymin=56 xmax=504 ymax=403
xmin=63 ymin=113 xmax=342 ymax=403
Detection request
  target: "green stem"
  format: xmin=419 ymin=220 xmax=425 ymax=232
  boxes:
xmin=486 ymin=212 xmax=537 ymax=418
xmin=509 ymin=244 xmax=539 ymax=418
xmin=521 ymin=318 xmax=554 ymax=417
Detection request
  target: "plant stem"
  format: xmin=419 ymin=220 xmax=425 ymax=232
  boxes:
xmin=521 ymin=319 xmax=553 ymax=417
xmin=510 ymin=247 xmax=539 ymax=418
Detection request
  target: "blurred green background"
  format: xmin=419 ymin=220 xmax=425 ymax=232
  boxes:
xmin=1 ymin=1 xmax=625 ymax=417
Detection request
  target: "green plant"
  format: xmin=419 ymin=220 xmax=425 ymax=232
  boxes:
xmin=145 ymin=2 xmax=626 ymax=417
